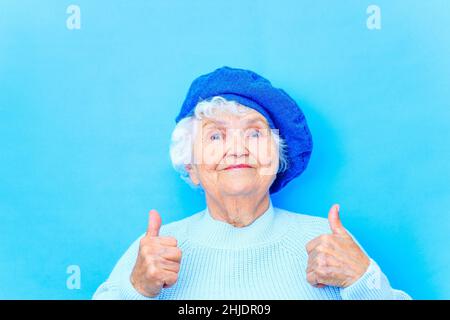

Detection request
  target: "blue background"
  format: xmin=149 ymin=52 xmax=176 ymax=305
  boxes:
xmin=1 ymin=0 xmax=449 ymax=299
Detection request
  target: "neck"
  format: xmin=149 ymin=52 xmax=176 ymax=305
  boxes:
xmin=204 ymin=192 xmax=271 ymax=227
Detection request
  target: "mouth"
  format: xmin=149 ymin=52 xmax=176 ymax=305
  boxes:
xmin=223 ymin=164 xmax=254 ymax=170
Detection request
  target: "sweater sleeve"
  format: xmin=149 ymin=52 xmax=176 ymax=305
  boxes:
xmin=92 ymin=234 xmax=160 ymax=300
xmin=339 ymin=258 xmax=412 ymax=300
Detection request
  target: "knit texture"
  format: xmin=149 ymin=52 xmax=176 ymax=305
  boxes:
xmin=93 ymin=201 xmax=411 ymax=300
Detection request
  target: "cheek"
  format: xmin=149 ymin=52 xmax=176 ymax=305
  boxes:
xmin=250 ymin=138 xmax=277 ymax=166
xmin=252 ymin=140 xmax=279 ymax=177
xmin=201 ymin=142 xmax=225 ymax=166
xmin=195 ymin=164 xmax=217 ymax=181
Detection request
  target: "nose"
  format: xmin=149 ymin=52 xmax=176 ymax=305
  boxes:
xmin=226 ymin=129 xmax=249 ymax=159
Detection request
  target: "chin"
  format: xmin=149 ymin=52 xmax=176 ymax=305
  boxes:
xmin=221 ymin=182 xmax=256 ymax=195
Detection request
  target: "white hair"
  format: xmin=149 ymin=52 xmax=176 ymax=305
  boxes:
xmin=169 ymin=96 xmax=289 ymax=189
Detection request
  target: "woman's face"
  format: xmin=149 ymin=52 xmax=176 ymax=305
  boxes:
xmin=187 ymin=108 xmax=279 ymax=197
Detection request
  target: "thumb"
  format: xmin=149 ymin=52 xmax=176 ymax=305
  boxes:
xmin=328 ymin=204 xmax=347 ymax=236
xmin=146 ymin=209 xmax=162 ymax=237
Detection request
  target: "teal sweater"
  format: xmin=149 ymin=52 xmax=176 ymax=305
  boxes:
xmin=93 ymin=201 xmax=411 ymax=300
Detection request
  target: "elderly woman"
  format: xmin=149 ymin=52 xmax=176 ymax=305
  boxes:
xmin=93 ymin=66 xmax=411 ymax=300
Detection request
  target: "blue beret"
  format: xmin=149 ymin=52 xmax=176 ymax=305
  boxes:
xmin=175 ymin=66 xmax=313 ymax=194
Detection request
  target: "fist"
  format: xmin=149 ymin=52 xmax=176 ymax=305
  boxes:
xmin=305 ymin=204 xmax=370 ymax=288
xmin=130 ymin=209 xmax=182 ymax=297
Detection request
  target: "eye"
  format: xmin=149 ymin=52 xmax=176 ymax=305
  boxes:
xmin=247 ymin=128 xmax=261 ymax=138
xmin=210 ymin=132 xmax=223 ymax=141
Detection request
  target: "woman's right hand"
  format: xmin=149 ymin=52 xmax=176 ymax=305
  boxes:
xmin=130 ymin=209 xmax=182 ymax=297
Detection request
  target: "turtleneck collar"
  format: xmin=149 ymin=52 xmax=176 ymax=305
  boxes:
xmin=187 ymin=198 xmax=285 ymax=249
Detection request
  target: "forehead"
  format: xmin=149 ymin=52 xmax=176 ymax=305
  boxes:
xmin=201 ymin=109 xmax=269 ymax=128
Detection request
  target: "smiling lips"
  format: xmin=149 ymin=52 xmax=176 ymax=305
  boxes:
xmin=224 ymin=164 xmax=253 ymax=170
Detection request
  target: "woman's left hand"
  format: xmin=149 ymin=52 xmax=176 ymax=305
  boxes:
xmin=305 ymin=204 xmax=370 ymax=288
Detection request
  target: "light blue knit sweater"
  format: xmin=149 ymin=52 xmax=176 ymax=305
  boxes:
xmin=93 ymin=201 xmax=411 ymax=300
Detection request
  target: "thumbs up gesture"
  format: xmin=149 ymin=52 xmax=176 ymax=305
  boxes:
xmin=305 ymin=204 xmax=370 ymax=288
xmin=130 ymin=209 xmax=182 ymax=297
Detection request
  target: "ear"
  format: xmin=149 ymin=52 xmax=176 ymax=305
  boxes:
xmin=185 ymin=164 xmax=200 ymax=186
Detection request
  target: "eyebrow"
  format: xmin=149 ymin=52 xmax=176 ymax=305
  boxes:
xmin=202 ymin=117 xmax=268 ymax=129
